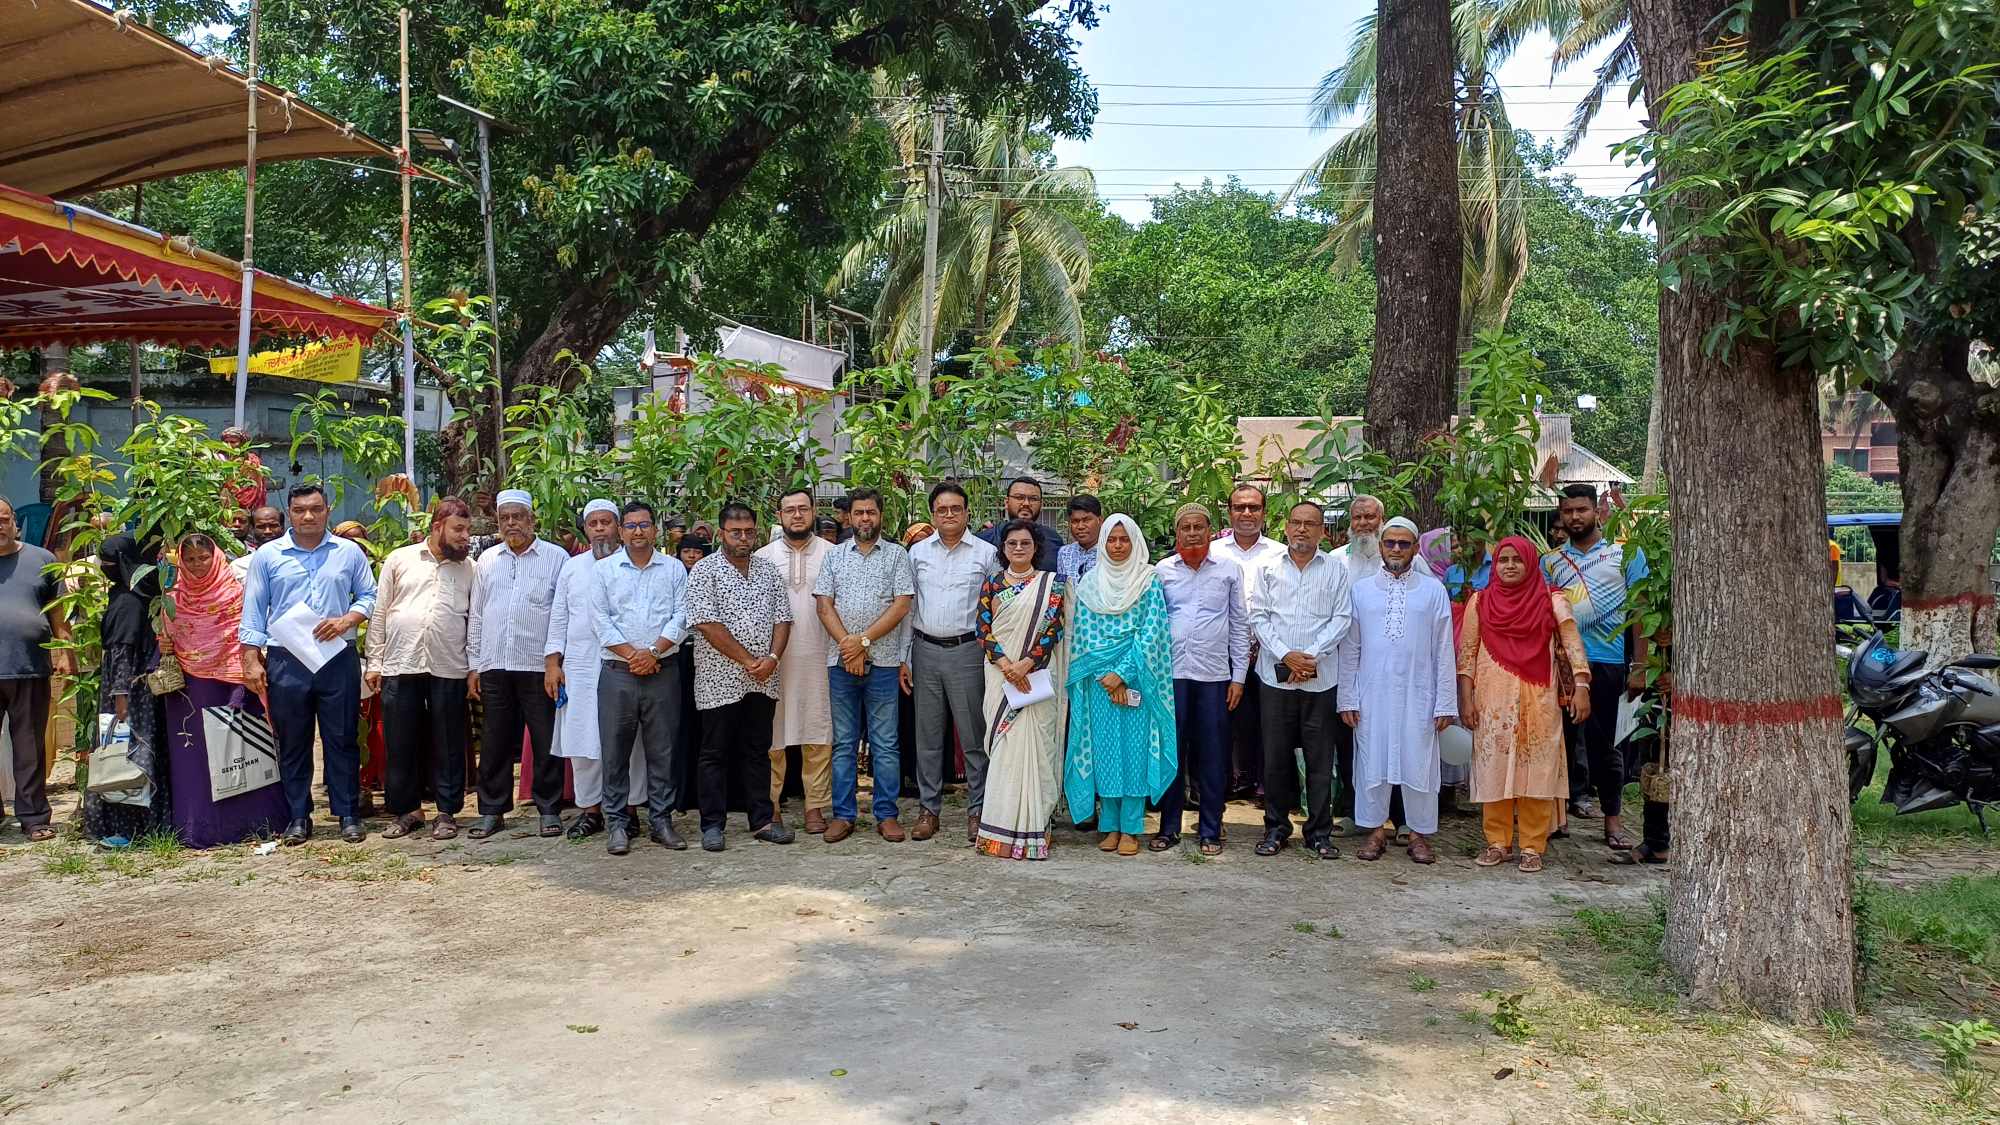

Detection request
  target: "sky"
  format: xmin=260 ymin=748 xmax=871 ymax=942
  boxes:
xmin=1048 ymin=0 xmax=1648 ymax=223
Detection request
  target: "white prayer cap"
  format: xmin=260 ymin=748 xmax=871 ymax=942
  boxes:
xmin=496 ymin=488 xmax=534 ymax=511
xmin=1383 ymin=517 xmax=1420 ymax=538
xmin=582 ymin=498 xmax=618 ymax=519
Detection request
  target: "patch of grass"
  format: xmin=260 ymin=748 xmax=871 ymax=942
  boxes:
xmin=41 ymin=849 xmax=92 ymax=877
xmin=1409 ymin=972 xmax=1438 ymax=993
xmin=136 ymin=828 xmax=186 ymax=861
xmin=1918 ymin=1019 xmax=2000 ymax=1073
xmin=1423 ymin=1015 xmax=1440 ymax=1027
xmin=1293 ymin=921 xmax=1315 ymax=934
xmin=1863 ymin=876 xmax=2000 ymax=989
xmin=1559 ymin=899 xmax=1677 ymax=1010
xmin=307 ymin=849 xmax=428 ymax=883
xmin=566 ymin=1024 xmax=599 ymax=1034
xmin=1851 ymin=747 xmax=1997 ymax=848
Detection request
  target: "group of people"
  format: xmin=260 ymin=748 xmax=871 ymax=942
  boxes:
xmin=0 ymin=465 xmax=1656 ymax=873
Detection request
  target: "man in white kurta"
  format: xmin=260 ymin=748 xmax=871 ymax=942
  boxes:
xmin=543 ymin=499 xmax=645 ymax=839
xmin=1338 ymin=517 xmax=1458 ymax=864
xmin=756 ymin=489 xmax=834 ymax=834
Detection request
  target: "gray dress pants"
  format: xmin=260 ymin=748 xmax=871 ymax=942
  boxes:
xmin=911 ymin=634 xmax=988 ymax=814
xmin=597 ymin=659 xmax=683 ymax=827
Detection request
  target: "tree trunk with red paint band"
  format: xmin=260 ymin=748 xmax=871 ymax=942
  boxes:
xmin=1877 ymin=331 xmax=2000 ymax=670
xmin=1630 ymin=0 xmax=1857 ymax=1018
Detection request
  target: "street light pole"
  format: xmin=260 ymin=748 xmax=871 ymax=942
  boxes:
xmin=439 ymin=95 xmax=507 ymax=480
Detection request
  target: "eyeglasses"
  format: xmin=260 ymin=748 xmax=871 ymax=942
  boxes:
xmin=1381 ymin=539 xmax=1417 ymax=551
xmin=1230 ymin=503 xmax=1264 ymax=512
xmin=622 ymin=521 xmax=655 ymax=531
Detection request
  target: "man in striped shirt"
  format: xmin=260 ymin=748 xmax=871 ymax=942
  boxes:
xmin=1544 ymin=484 xmax=1649 ymax=850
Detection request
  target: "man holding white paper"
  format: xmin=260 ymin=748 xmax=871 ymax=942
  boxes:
xmin=239 ymin=483 xmax=378 ymax=845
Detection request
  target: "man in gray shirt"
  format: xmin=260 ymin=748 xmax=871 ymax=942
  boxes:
xmin=812 ymin=488 xmax=914 ymax=844
xmin=0 ymin=496 xmax=72 ymax=841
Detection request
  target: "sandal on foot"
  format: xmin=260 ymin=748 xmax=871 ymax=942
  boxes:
xmin=468 ymin=814 xmax=504 ymax=839
xmin=1518 ymin=850 xmax=1545 ymax=873
xmin=1307 ymin=838 xmax=1340 ymax=860
xmin=1200 ymin=839 xmax=1223 ymax=856
xmin=1148 ymin=833 xmax=1179 ymax=852
xmin=382 ymin=812 xmax=425 ymax=839
xmin=1117 ymin=834 xmax=1140 ymax=857
xmin=1098 ymin=832 xmax=1120 ymax=853
xmin=431 ymin=814 xmax=460 ymax=840
xmin=26 ymin=825 xmax=57 ymax=842
xmin=1474 ymin=845 xmax=1508 ymax=867
xmin=1610 ymin=844 xmax=1667 ymax=865
xmin=1604 ymin=829 xmax=1636 ymax=850
xmin=539 ymin=814 xmax=563 ymax=838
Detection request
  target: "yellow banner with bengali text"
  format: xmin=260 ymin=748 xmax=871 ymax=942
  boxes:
xmin=208 ymin=339 xmax=362 ymax=383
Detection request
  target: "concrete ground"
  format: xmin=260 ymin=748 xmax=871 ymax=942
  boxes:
xmin=0 ymin=782 xmax=1962 ymax=1124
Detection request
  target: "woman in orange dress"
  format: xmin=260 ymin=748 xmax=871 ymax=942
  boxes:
xmin=1455 ymin=536 xmax=1589 ymax=873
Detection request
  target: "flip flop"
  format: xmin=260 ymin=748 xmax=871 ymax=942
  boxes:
xmin=1148 ymin=834 xmax=1179 ymax=852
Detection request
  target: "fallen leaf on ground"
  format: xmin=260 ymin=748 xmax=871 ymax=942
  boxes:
xmin=829 ymin=1069 xmax=847 ymax=1077
xmin=566 ymin=1025 xmax=598 ymax=1034
xmin=1493 ymin=1068 xmax=1514 ymax=1081
xmin=1116 ymin=1022 xmax=1139 ymax=1030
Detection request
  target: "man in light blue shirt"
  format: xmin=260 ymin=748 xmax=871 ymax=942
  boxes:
xmin=238 ymin=483 xmax=378 ymax=845
xmin=591 ymin=499 xmax=691 ymax=855
xmin=1153 ymin=502 xmax=1251 ymax=853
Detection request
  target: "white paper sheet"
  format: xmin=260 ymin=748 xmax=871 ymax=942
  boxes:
xmin=1002 ymin=668 xmax=1055 ymax=709
xmin=270 ymin=601 xmax=346 ymax=673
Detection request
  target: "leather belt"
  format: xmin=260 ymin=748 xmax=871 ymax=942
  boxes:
xmin=914 ymin=629 xmax=979 ymax=648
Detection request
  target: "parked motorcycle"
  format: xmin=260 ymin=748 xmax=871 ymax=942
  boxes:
xmin=1840 ymin=624 xmax=2000 ymax=828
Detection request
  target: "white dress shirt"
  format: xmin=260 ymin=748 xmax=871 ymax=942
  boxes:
xmin=1248 ymin=548 xmax=1354 ymax=694
xmin=1211 ymin=533 xmax=1287 ymax=607
xmin=469 ymin=536 xmax=569 ymax=673
xmin=592 ymin=548 xmax=689 ymax=659
xmin=907 ymin=531 xmax=999 ymax=639
xmin=1155 ymin=552 xmax=1251 ymax=683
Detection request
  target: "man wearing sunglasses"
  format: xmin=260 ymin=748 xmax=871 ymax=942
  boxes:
xmin=591 ymin=500 xmax=691 ymax=855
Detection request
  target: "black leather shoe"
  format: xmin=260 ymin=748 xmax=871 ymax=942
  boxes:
xmin=340 ymin=817 xmax=366 ymax=843
xmin=701 ymin=827 xmax=725 ymax=852
xmin=281 ymin=819 xmax=311 ymax=846
xmin=566 ymin=810 xmax=605 ymax=840
xmin=752 ymin=821 xmax=796 ymax=845
xmin=650 ymin=822 xmax=687 ymax=851
xmin=607 ymin=825 xmax=630 ymax=855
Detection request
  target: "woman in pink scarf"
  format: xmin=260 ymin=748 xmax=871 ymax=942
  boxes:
xmin=158 ymin=533 xmax=291 ymax=847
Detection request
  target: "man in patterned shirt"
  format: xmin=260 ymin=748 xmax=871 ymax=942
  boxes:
xmin=685 ymin=501 xmax=795 ymax=852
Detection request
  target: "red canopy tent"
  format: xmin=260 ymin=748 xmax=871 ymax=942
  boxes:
xmin=0 ymin=183 xmax=392 ymax=350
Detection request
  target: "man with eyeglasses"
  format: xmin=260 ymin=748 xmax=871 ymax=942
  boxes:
xmin=976 ymin=476 xmax=1062 ymax=572
xmin=0 ymin=496 xmax=72 ymax=842
xmin=904 ymin=481 xmax=1000 ymax=842
xmin=1339 ymin=517 xmax=1459 ymax=865
xmin=757 ymin=488 xmax=835 ymax=834
xmin=1212 ymin=485 xmax=1287 ymax=799
xmin=592 ymin=500 xmax=691 ymax=855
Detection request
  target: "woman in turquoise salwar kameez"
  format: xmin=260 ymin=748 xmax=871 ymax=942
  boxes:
xmin=1064 ymin=514 xmax=1177 ymax=857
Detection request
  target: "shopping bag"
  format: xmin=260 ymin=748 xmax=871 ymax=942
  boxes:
xmin=88 ymin=715 xmax=147 ymax=794
xmin=203 ymin=705 xmax=280 ymax=800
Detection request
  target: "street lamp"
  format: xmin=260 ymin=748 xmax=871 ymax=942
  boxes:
xmin=435 ymin=95 xmax=510 ymax=477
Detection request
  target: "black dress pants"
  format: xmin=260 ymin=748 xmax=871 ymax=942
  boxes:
xmin=699 ymin=693 xmax=777 ymax=832
xmin=477 ymin=669 xmax=560 ymax=815
xmin=1260 ymin=685 xmax=1337 ymax=843
xmin=381 ymin=673 xmax=468 ymax=816
xmin=1565 ymin=661 xmax=1628 ymax=815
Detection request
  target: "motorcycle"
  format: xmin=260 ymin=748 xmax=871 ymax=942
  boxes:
xmin=1839 ymin=617 xmax=2000 ymax=828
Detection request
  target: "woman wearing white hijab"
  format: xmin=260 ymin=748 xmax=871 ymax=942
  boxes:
xmin=1063 ymin=514 xmax=1178 ymax=856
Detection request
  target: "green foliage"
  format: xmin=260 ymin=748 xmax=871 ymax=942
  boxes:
xmin=116 ymin=407 xmax=248 ymax=562
xmin=674 ymin=356 xmax=828 ymax=526
xmin=1482 ymin=990 xmax=1535 ymax=1041
xmin=1616 ymin=0 xmax=2000 ymax=388
xmin=423 ymin=295 xmax=502 ymax=485
xmin=1431 ymin=331 xmax=1552 ymax=575
xmin=1919 ymin=1020 xmax=2000 ymax=1074
xmin=502 ymin=369 xmax=617 ymax=527
xmin=286 ymin=391 xmax=415 ymax=552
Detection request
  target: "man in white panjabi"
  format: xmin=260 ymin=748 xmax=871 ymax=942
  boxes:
xmin=1329 ymin=492 xmax=1385 ymax=832
xmin=543 ymin=499 xmax=646 ymax=839
xmin=1338 ymin=517 xmax=1458 ymax=865
xmin=755 ymin=487 xmax=835 ymax=834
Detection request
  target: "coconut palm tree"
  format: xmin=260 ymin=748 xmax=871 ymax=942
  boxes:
xmin=832 ymin=101 xmax=1096 ymax=359
xmin=1539 ymin=0 xmax=1640 ymax=156
xmin=1287 ymin=0 xmax=1534 ymax=334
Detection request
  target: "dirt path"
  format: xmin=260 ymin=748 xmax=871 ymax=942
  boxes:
xmin=0 ymin=794 xmax=1980 ymax=1124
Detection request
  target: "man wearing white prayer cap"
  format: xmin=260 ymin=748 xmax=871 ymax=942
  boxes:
xmin=1338 ymin=515 xmax=1459 ymax=865
xmin=468 ymin=488 xmax=571 ymax=837
xmin=545 ymin=499 xmax=646 ymax=837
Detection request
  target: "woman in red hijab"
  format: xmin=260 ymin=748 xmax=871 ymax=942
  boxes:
xmin=1453 ymin=536 xmax=1590 ymax=873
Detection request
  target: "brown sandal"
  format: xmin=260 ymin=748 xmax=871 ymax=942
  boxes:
xmin=1200 ymin=839 xmax=1223 ymax=856
xmin=1407 ymin=835 xmax=1437 ymax=865
xmin=1098 ymin=832 xmax=1120 ymax=852
xmin=1474 ymin=845 xmax=1507 ymax=867
xmin=382 ymin=812 xmax=425 ymax=839
xmin=1117 ymin=834 xmax=1140 ymax=857
xmin=1356 ymin=829 xmax=1389 ymax=862
xmin=431 ymin=814 xmax=459 ymax=840
xmin=26 ymin=825 xmax=56 ymax=842
xmin=1518 ymin=850 xmax=1544 ymax=873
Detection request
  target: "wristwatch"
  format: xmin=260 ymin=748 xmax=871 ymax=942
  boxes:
xmin=858 ymin=634 xmax=872 ymax=651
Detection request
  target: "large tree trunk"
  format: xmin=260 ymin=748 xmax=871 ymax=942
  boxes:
xmin=1631 ymin=0 xmax=1856 ymax=1019
xmin=1878 ymin=333 xmax=2000 ymax=665
xmin=1366 ymin=0 xmax=1460 ymax=524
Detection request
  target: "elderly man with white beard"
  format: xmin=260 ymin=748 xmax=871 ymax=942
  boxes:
xmin=544 ymin=500 xmax=647 ymax=839
xmin=1329 ymin=493 xmax=1385 ymax=830
xmin=1338 ymin=517 xmax=1458 ymax=865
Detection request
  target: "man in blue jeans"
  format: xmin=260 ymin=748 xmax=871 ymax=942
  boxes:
xmin=812 ymin=488 xmax=914 ymax=843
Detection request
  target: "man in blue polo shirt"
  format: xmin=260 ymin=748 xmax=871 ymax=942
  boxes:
xmin=1543 ymin=484 xmax=1648 ymax=851
xmin=240 ymin=484 xmax=378 ymax=845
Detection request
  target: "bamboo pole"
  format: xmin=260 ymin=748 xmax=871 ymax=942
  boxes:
xmin=130 ymin=184 xmax=143 ymax=425
xmin=399 ymin=8 xmax=416 ymax=483
xmin=230 ymin=0 xmax=259 ymax=430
